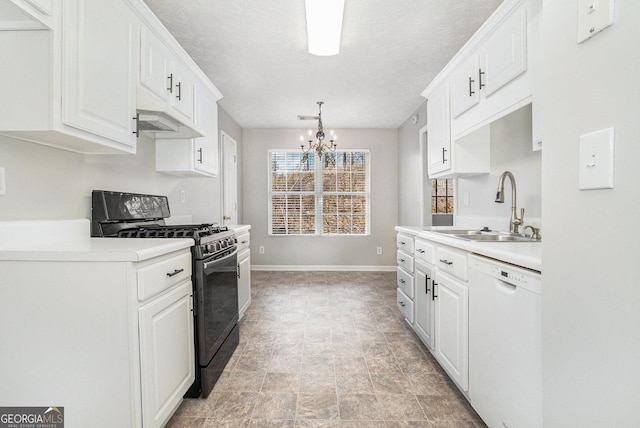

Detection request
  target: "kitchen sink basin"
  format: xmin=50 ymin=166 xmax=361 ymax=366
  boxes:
xmin=430 ymin=229 xmax=485 ymax=235
xmin=432 ymin=229 xmax=539 ymax=242
xmin=459 ymin=234 xmax=538 ymax=242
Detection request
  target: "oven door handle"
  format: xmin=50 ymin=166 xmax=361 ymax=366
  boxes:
xmin=203 ymin=248 xmax=238 ymax=270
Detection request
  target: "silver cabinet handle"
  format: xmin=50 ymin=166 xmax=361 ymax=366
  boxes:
xmin=399 ymin=279 xmax=405 ymax=284
xmin=167 ymin=73 xmax=173 ymax=93
xmin=416 ymin=249 xmax=425 ymax=253
xmin=439 ymin=259 xmax=453 ymax=265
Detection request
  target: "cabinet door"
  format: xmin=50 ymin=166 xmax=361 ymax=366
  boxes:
xmin=414 ymin=262 xmax=435 ymax=351
xmin=194 ymin=90 xmax=219 ymax=176
xmin=62 ymin=0 xmax=137 ymax=150
xmin=450 ymin=54 xmax=480 ymax=118
xmin=171 ymin=59 xmax=196 ymax=125
xmin=139 ymin=281 xmax=195 ymax=428
xmin=478 ymin=6 xmax=527 ymax=98
xmin=140 ymin=27 xmax=173 ymax=104
xmin=237 ymin=250 xmax=251 ymax=320
xmin=426 ymin=83 xmax=451 ymax=176
xmin=434 ymin=272 xmax=468 ymax=391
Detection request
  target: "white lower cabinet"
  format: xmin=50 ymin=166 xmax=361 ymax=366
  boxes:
xmin=0 ymin=247 xmax=195 ymax=428
xmin=414 ymin=260 xmax=435 ymax=351
xmin=395 ymin=231 xmax=470 ymax=393
xmin=434 ymin=271 xmax=469 ymax=392
xmin=396 ymin=234 xmax=415 ymax=324
xmin=396 ymin=288 xmax=414 ymax=324
xmin=236 ymin=231 xmax=251 ymax=320
xmin=139 ymin=280 xmax=194 ymax=428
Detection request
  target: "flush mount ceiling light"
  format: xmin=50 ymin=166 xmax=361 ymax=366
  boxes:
xmin=298 ymin=101 xmax=337 ymax=159
xmin=304 ymin=0 xmax=345 ymax=56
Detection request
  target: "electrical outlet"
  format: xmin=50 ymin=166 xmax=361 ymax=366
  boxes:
xmin=377 ymin=246 xmax=382 ymax=255
xmin=463 ymin=192 xmax=470 ymax=206
xmin=259 ymin=246 xmax=265 ymax=254
xmin=180 ymin=190 xmax=186 ymax=203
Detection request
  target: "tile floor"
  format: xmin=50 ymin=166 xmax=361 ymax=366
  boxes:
xmin=166 ymin=270 xmax=486 ymax=428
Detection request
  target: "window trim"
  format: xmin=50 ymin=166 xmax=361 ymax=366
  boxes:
xmin=267 ymin=149 xmax=371 ymax=236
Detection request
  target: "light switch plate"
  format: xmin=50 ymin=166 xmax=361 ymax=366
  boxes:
xmin=0 ymin=167 xmax=5 ymax=195
xmin=577 ymin=0 xmax=614 ymax=43
xmin=579 ymin=127 xmax=614 ymax=190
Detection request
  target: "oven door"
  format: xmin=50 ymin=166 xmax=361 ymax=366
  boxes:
xmin=194 ymin=248 xmax=239 ymax=365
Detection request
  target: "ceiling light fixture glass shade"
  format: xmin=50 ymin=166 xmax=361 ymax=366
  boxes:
xmin=304 ymin=0 xmax=345 ymax=56
xmin=300 ymin=101 xmax=337 ymax=159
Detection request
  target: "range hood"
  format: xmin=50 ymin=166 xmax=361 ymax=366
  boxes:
xmin=136 ymin=110 xmax=203 ymax=138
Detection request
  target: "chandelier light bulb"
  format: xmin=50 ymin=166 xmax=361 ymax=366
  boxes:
xmin=298 ymin=101 xmax=338 ymax=159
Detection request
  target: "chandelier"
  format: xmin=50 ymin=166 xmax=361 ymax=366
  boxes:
xmin=299 ymin=101 xmax=337 ymax=159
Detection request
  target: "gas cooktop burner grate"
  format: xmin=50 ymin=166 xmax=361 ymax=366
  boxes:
xmin=117 ymin=224 xmax=230 ymax=240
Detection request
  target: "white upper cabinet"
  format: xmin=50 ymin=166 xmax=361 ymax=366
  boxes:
xmin=138 ymin=26 xmax=199 ymax=131
xmin=423 ymin=0 xmax=541 ymax=150
xmin=426 ymin=83 xmax=451 ymax=176
xmin=62 ymin=0 xmax=138 ymax=151
xmin=477 ymin=6 xmax=527 ymax=98
xmin=0 ymin=0 xmax=54 ymax=29
xmin=450 ymin=54 xmax=481 ymax=119
xmin=426 ymin=81 xmax=490 ymax=179
xmin=0 ymin=0 xmax=139 ymax=154
xmin=156 ymin=88 xmax=219 ymax=177
xmin=139 ymin=26 xmax=174 ymax=107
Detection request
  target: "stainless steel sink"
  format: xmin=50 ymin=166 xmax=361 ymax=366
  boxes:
xmin=458 ymin=234 xmax=538 ymax=242
xmin=430 ymin=229 xmax=485 ymax=235
xmin=432 ymin=229 xmax=540 ymax=242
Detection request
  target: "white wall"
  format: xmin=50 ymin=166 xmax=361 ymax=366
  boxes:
xmin=397 ymin=102 xmax=428 ymax=227
xmin=456 ymin=105 xmax=542 ymax=230
xmin=242 ymin=128 xmax=398 ymax=269
xmin=540 ymin=1 xmax=640 ymax=425
xmin=0 ymin=107 xmax=241 ymax=224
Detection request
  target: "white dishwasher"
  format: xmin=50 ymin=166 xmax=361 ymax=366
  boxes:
xmin=468 ymin=254 xmax=542 ymax=428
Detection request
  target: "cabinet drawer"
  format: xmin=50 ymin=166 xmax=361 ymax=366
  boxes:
xmin=396 ymin=234 xmax=415 ymax=254
xmin=138 ymin=252 xmax=192 ymax=301
xmin=236 ymin=232 xmax=250 ymax=252
xmin=435 ymin=245 xmax=468 ymax=281
xmin=396 ymin=267 xmax=414 ymax=299
xmin=397 ymin=288 xmax=414 ymax=324
xmin=414 ymin=238 xmax=435 ymax=265
xmin=397 ymin=250 xmax=414 ymax=273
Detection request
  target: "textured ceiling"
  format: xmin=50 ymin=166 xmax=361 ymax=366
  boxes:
xmin=143 ymin=0 xmax=503 ymax=129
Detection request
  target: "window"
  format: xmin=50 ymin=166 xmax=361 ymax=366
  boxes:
xmin=269 ymin=150 xmax=370 ymax=235
xmin=432 ymin=178 xmax=454 ymax=214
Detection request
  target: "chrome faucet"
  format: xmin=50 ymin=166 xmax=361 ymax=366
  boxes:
xmin=495 ymin=171 xmax=524 ymax=234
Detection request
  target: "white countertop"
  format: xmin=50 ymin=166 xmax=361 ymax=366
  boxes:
xmin=0 ymin=219 xmax=193 ymax=262
xmin=228 ymin=224 xmax=251 ymax=234
xmin=0 ymin=237 xmax=194 ymax=262
xmin=396 ymin=226 xmax=541 ymax=272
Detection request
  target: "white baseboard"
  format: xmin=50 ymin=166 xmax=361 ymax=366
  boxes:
xmin=252 ymin=265 xmax=396 ymax=272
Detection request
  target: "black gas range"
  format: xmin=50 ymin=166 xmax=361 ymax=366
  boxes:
xmin=91 ymin=190 xmax=239 ymax=398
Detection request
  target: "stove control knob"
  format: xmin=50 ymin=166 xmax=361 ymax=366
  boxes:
xmin=219 ymin=240 xmax=226 ymax=249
